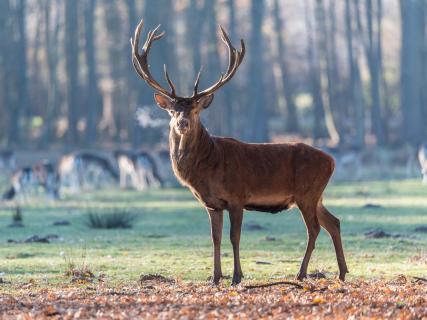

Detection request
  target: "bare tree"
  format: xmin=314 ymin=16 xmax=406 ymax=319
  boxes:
xmin=223 ymin=0 xmax=237 ymax=136
xmin=84 ymin=0 xmax=100 ymax=144
xmin=65 ymin=0 xmax=79 ymax=144
xmin=313 ymin=0 xmax=340 ymax=144
xmin=400 ymin=0 xmax=425 ymax=146
xmin=305 ymin=0 xmax=327 ymax=140
xmin=345 ymin=0 xmax=365 ymax=147
xmin=354 ymin=0 xmax=385 ymax=145
xmin=186 ymin=0 xmax=203 ymax=77
xmin=0 ymin=0 xmax=10 ymax=144
xmin=247 ymin=0 xmax=267 ymax=142
xmin=43 ymin=0 xmax=60 ymax=145
xmin=5 ymin=0 xmax=28 ymax=146
xmin=124 ymin=0 xmax=147 ymax=146
xmin=272 ymin=0 xmax=299 ymax=134
xmin=204 ymin=0 xmax=227 ymax=135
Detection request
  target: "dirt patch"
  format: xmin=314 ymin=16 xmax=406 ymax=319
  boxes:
xmin=7 ymin=222 xmax=24 ymax=228
xmin=139 ymin=274 xmax=175 ymax=285
xmin=244 ymin=222 xmax=267 ymax=231
xmin=53 ymin=220 xmax=71 ymax=226
xmin=362 ymin=203 xmax=383 ymax=209
xmin=364 ymin=229 xmax=391 ymax=239
xmin=265 ymin=236 xmax=277 ymax=241
xmin=7 ymin=234 xmax=60 ymax=244
xmin=414 ymin=226 xmax=427 ymax=233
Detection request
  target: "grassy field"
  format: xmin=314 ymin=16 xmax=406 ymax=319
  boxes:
xmin=0 ymin=179 xmax=426 ymax=288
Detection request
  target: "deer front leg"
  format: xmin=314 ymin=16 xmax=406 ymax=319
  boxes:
xmin=207 ymin=209 xmax=223 ymax=285
xmin=229 ymin=206 xmax=244 ymax=285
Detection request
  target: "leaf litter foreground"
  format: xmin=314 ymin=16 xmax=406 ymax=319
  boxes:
xmin=1 ymin=276 xmax=426 ymax=319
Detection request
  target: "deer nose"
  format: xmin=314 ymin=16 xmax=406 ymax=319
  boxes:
xmin=177 ymin=119 xmax=189 ymax=130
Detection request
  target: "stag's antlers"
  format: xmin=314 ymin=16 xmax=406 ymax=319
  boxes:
xmin=192 ymin=26 xmax=245 ymax=99
xmin=131 ymin=19 xmax=245 ymax=99
xmin=130 ymin=20 xmax=177 ymax=99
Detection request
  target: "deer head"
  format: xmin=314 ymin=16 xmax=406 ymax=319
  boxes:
xmin=131 ymin=20 xmax=245 ymax=136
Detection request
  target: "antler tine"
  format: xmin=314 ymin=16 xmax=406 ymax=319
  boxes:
xmin=130 ymin=20 xmax=146 ymax=80
xmin=219 ymin=26 xmax=238 ymax=76
xmin=195 ymin=25 xmax=245 ymax=98
xmin=220 ymin=26 xmax=246 ymax=81
xmin=192 ymin=67 xmax=203 ymax=97
xmin=164 ymin=64 xmax=177 ymax=97
xmin=131 ymin=19 xmax=178 ymax=98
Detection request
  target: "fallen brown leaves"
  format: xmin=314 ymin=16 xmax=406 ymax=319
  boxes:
xmin=0 ymin=275 xmax=426 ymax=319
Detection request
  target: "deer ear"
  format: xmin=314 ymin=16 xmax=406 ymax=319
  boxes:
xmin=154 ymin=93 xmax=173 ymax=110
xmin=197 ymin=94 xmax=214 ymax=109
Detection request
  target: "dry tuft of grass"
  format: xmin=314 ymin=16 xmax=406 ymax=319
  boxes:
xmin=63 ymin=251 xmax=95 ymax=284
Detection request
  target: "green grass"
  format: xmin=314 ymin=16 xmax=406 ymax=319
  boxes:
xmin=0 ymin=180 xmax=426 ymax=289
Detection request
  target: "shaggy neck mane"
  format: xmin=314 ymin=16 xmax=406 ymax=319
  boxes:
xmin=169 ymin=119 xmax=217 ymax=184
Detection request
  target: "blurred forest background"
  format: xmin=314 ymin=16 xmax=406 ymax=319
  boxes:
xmin=0 ymin=0 xmax=426 ymax=150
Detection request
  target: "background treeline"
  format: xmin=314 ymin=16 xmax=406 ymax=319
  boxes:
xmin=0 ymin=0 xmax=426 ymax=149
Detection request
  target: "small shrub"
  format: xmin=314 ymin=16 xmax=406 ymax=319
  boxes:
xmin=85 ymin=209 xmax=137 ymax=229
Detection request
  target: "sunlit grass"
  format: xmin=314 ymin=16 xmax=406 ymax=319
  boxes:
xmin=0 ymin=179 xmax=426 ymax=291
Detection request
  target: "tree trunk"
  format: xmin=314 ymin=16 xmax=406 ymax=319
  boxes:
xmin=65 ymin=0 xmax=79 ymax=144
xmin=400 ymin=0 xmax=425 ymax=146
xmin=355 ymin=0 xmax=385 ymax=145
xmin=187 ymin=0 xmax=203 ymax=78
xmin=126 ymin=0 xmax=144 ymax=146
xmin=223 ymin=0 xmax=237 ymax=136
xmin=366 ymin=0 xmax=385 ymax=145
xmin=305 ymin=0 xmax=327 ymax=140
xmin=44 ymin=0 xmax=60 ymax=146
xmin=204 ymin=0 xmax=226 ymax=136
xmin=0 ymin=0 xmax=10 ymax=144
xmin=377 ymin=0 xmax=391 ymax=142
xmin=247 ymin=0 xmax=267 ymax=142
xmin=6 ymin=0 xmax=28 ymax=146
xmin=345 ymin=0 xmax=365 ymax=148
xmin=273 ymin=0 xmax=299 ymax=134
xmin=84 ymin=0 xmax=99 ymax=145
xmin=314 ymin=0 xmax=340 ymax=144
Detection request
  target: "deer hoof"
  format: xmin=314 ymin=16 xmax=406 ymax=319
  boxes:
xmin=231 ymin=275 xmax=242 ymax=286
xmin=208 ymin=274 xmax=222 ymax=285
xmin=296 ymin=272 xmax=307 ymax=281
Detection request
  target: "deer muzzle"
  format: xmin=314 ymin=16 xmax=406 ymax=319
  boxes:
xmin=176 ymin=119 xmax=190 ymax=134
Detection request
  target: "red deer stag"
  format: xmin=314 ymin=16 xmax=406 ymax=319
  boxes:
xmin=131 ymin=20 xmax=348 ymax=285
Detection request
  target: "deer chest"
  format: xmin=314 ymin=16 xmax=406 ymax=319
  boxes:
xmin=188 ymin=185 xmax=227 ymax=211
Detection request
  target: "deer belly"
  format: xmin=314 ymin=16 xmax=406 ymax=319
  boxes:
xmin=244 ymin=194 xmax=295 ymax=214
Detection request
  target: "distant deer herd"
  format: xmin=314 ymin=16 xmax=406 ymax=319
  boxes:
xmin=0 ymin=149 xmax=170 ymax=201
xmin=1 ymin=19 xmax=427 ymax=285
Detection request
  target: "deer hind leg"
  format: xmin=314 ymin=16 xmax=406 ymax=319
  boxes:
xmin=119 ymin=169 xmax=126 ymax=189
xmin=207 ymin=209 xmax=223 ymax=285
xmin=229 ymin=206 xmax=244 ymax=285
xmin=317 ymin=204 xmax=348 ymax=280
xmin=296 ymin=202 xmax=320 ymax=281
